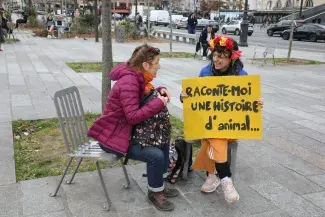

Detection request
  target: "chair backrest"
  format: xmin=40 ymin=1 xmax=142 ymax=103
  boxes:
xmin=53 ymin=86 xmax=89 ymax=154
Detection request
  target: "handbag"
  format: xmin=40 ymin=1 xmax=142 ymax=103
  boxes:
xmin=132 ymin=89 xmax=171 ymax=148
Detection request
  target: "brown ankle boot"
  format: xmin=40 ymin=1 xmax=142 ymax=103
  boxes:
xmin=163 ymin=184 xmax=180 ymax=198
xmin=148 ymin=190 xmax=175 ymax=211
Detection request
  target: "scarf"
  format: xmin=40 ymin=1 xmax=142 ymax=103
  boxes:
xmin=210 ymin=59 xmax=244 ymax=76
xmin=143 ymin=71 xmax=154 ymax=95
xmin=134 ymin=69 xmax=154 ymax=95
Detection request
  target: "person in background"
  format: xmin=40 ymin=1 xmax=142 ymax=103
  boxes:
xmin=135 ymin=12 xmax=143 ymax=32
xmin=187 ymin=13 xmax=198 ymax=34
xmin=181 ymin=36 xmax=263 ymax=203
xmin=0 ymin=11 xmax=9 ymax=33
xmin=46 ymin=15 xmax=55 ymax=39
xmin=15 ymin=12 xmax=28 ymax=29
xmin=195 ymin=24 xmax=215 ymax=60
xmin=55 ymin=16 xmax=64 ymax=38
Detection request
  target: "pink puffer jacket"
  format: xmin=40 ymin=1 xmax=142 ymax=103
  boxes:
xmin=87 ymin=63 xmax=165 ymax=155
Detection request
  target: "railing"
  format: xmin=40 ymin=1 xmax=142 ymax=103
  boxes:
xmin=152 ymin=29 xmax=198 ymax=44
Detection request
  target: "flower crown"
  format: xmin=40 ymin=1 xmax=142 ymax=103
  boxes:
xmin=209 ymin=36 xmax=242 ymax=60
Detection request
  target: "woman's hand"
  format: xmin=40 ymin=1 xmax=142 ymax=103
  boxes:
xmin=180 ymin=91 xmax=189 ymax=103
xmin=157 ymin=93 xmax=168 ymax=106
xmin=160 ymin=88 xmax=171 ymax=103
xmin=255 ymin=98 xmax=264 ymax=108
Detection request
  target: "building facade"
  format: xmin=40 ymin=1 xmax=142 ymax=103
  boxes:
xmin=261 ymin=0 xmax=324 ymax=10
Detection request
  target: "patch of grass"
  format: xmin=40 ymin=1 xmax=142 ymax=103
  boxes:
xmin=13 ymin=114 xmax=187 ymax=181
xmin=4 ymin=38 xmax=20 ymax=43
xmin=250 ymin=58 xmax=325 ymax=65
xmin=159 ymin=52 xmax=193 ymax=58
xmin=66 ymin=62 xmax=123 ymax=73
xmin=66 ymin=53 xmax=192 ymax=73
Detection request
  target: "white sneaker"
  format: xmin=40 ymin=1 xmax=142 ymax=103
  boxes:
xmin=201 ymin=174 xmax=220 ymax=193
xmin=47 ymin=35 xmax=52 ymax=39
xmin=202 ymin=56 xmax=207 ymax=61
xmin=221 ymin=177 xmax=239 ymax=203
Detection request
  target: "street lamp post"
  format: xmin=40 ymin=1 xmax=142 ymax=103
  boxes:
xmin=238 ymin=0 xmax=249 ymax=47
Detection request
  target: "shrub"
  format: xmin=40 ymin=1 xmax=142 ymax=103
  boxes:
xmin=116 ymin=20 xmax=139 ymax=39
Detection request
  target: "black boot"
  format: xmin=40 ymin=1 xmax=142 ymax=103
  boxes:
xmin=148 ymin=190 xmax=175 ymax=211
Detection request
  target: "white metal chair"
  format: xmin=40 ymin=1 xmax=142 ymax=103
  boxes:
xmin=251 ymin=41 xmax=279 ymax=66
xmin=49 ymin=86 xmax=130 ymax=211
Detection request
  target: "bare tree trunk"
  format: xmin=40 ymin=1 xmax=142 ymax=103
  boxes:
xmin=101 ymin=0 xmax=113 ymax=112
xmin=94 ymin=0 xmax=99 ymax=42
xmin=287 ymin=0 xmax=295 ymax=62
xmin=169 ymin=1 xmax=172 ymax=54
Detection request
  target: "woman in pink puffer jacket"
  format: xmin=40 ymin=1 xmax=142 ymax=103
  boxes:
xmin=88 ymin=44 xmax=179 ymax=211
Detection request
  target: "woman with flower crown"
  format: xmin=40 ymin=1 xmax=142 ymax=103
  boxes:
xmin=181 ymin=36 xmax=263 ymax=203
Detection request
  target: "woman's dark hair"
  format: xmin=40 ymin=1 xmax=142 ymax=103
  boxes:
xmin=208 ymin=38 xmax=239 ymax=60
xmin=128 ymin=44 xmax=160 ymax=71
xmin=208 ymin=38 xmax=243 ymax=76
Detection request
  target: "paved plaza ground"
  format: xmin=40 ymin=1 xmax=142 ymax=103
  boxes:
xmin=1 ymin=30 xmax=325 ymax=217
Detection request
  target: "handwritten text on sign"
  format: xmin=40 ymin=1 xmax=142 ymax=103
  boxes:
xmin=182 ymin=75 xmax=262 ymax=140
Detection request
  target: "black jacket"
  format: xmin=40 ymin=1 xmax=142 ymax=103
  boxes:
xmin=187 ymin=15 xmax=198 ymax=27
xmin=199 ymin=27 xmax=215 ymax=43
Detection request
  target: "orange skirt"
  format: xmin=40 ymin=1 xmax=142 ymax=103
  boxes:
xmin=192 ymin=138 xmax=236 ymax=174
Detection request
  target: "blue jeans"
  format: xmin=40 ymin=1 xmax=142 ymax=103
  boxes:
xmin=188 ymin=26 xmax=196 ymax=34
xmin=128 ymin=143 xmax=170 ymax=192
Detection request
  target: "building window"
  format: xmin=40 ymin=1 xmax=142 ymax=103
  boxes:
xmin=285 ymin=0 xmax=292 ymax=7
xmin=305 ymin=0 xmax=313 ymax=7
xmin=275 ymin=0 xmax=282 ymax=7
xmin=266 ymin=0 xmax=272 ymax=9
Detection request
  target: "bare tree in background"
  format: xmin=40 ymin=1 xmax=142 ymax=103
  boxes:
xmin=235 ymin=0 xmax=244 ymax=10
xmin=101 ymin=0 xmax=113 ymax=111
xmin=74 ymin=0 xmax=78 ymax=10
xmin=207 ymin=0 xmax=226 ymax=11
xmin=168 ymin=0 xmax=172 ymax=55
xmin=94 ymin=0 xmax=99 ymax=42
xmin=287 ymin=0 xmax=295 ymax=61
xmin=200 ymin=0 xmax=209 ymax=13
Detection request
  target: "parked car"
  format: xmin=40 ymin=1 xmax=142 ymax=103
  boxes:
xmin=196 ymin=19 xmax=219 ymax=32
xmin=221 ymin=20 xmax=254 ymax=36
xmin=175 ymin=17 xmax=188 ymax=29
xmin=281 ymin=23 xmax=325 ymax=42
xmin=267 ymin=20 xmax=304 ymax=36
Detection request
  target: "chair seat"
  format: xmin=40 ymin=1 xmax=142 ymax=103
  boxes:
xmin=69 ymin=141 xmax=119 ymax=163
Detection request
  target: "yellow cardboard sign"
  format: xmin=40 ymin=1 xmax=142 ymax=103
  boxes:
xmin=182 ymin=75 xmax=262 ymax=140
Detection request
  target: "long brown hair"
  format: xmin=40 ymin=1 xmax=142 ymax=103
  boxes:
xmin=127 ymin=44 xmax=160 ymax=71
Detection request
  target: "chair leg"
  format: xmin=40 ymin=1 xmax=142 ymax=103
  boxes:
xmin=49 ymin=157 xmax=74 ymax=197
xmin=262 ymin=52 xmax=267 ymax=66
xmin=66 ymin=157 xmax=83 ymax=184
xmin=230 ymin=142 xmax=238 ymax=183
xmin=96 ymin=160 xmax=111 ymax=211
xmin=252 ymin=52 xmax=256 ymax=64
xmin=273 ymin=54 xmax=275 ymax=66
xmin=181 ymin=143 xmax=192 ymax=180
xmin=120 ymin=158 xmax=130 ymax=189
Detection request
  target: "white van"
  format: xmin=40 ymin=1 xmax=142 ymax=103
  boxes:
xmin=150 ymin=10 xmax=170 ymax=26
xmin=172 ymin=15 xmax=184 ymax=23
